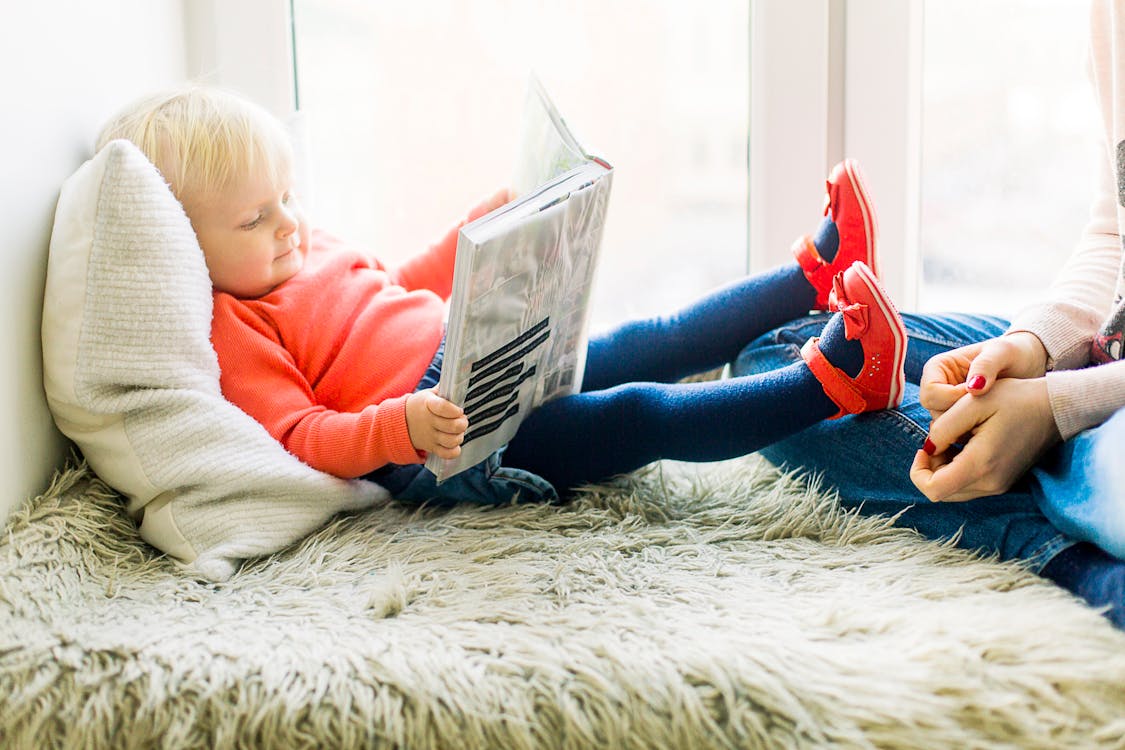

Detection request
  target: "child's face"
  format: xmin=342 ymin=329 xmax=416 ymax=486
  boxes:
xmin=185 ymin=165 xmax=310 ymax=298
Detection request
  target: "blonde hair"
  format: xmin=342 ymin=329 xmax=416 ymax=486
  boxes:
xmin=96 ymin=85 xmax=294 ymax=207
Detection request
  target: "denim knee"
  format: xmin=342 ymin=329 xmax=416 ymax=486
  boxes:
xmin=1033 ymin=407 xmax=1125 ymax=560
xmin=735 ymin=314 xmax=829 ymax=375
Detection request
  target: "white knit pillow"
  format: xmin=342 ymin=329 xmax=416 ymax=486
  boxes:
xmin=42 ymin=139 xmax=387 ymax=581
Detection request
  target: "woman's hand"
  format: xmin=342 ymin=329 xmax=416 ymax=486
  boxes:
xmin=406 ymin=389 xmax=468 ymax=459
xmin=918 ymin=332 xmax=1050 ymax=421
xmin=910 ymin=377 xmax=1060 ymax=502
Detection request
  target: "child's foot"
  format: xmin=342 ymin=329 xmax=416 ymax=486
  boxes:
xmin=800 ymin=261 xmax=906 ymax=418
xmin=792 ymin=159 xmax=879 ymax=310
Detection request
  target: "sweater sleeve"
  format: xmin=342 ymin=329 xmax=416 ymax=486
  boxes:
xmin=390 ymin=194 xmax=505 ymax=298
xmin=390 ymin=220 xmax=462 ymax=299
xmin=1005 ymin=133 xmax=1121 ymax=371
xmin=1006 ymin=2 xmax=1125 ymax=438
xmin=1046 ymin=358 xmax=1125 ymax=439
xmin=212 ymin=298 xmax=424 ymax=479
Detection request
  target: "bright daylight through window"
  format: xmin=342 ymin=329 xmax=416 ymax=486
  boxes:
xmin=292 ymin=0 xmax=749 ymax=330
xmin=919 ymin=0 xmax=1099 ymax=316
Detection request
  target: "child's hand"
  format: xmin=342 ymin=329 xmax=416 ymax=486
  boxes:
xmin=405 ymin=389 xmax=468 ymax=459
xmin=467 ymin=188 xmax=512 ymax=222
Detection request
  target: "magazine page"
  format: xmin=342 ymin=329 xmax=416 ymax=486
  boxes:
xmin=424 ymin=76 xmax=613 ymax=483
xmin=427 ymin=167 xmax=612 ymax=482
xmin=511 ymin=76 xmax=590 ymax=197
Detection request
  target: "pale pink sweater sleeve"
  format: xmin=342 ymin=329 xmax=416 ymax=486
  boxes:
xmin=1006 ymin=141 xmax=1120 ymax=366
xmin=1005 ymin=0 xmax=1125 ymax=438
xmin=1006 ymin=157 xmax=1125 ymax=437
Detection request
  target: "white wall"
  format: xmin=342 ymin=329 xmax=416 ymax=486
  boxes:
xmin=0 ymin=1 xmax=188 ymax=522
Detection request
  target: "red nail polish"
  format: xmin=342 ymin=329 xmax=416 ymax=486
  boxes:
xmin=923 ymin=438 xmax=936 ymax=456
xmin=967 ymin=375 xmax=986 ymax=391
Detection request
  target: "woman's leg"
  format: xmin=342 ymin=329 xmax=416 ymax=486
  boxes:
xmin=1032 ymin=407 xmax=1125 ymax=559
xmin=734 ymin=312 xmax=1125 ymax=628
xmin=731 ymin=311 xmax=1076 ymax=566
xmin=1032 ymin=408 xmax=1125 ymax=627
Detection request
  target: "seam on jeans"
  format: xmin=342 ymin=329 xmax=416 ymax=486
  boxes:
xmin=906 ymin=331 xmax=974 ymax=349
xmin=1028 ymin=536 xmax=1077 ymax=574
xmin=766 ymin=316 xmax=830 ymax=344
xmin=908 ymin=333 xmax=963 ymax=348
xmin=872 ymin=404 xmax=929 ymax=441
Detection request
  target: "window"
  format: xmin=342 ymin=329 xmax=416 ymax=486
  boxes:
xmin=749 ymin=1 xmax=1098 ymax=315
xmin=918 ymin=0 xmax=1099 ymax=316
xmin=292 ymin=0 xmax=750 ymax=329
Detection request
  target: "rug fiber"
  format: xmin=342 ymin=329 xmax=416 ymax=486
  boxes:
xmin=2 ymin=455 xmax=1124 ymax=749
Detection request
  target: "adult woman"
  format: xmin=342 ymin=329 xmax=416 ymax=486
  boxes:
xmin=735 ymin=0 xmax=1125 ymax=628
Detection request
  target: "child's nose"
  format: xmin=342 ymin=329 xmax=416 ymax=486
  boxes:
xmin=276 ymin=208 xmax=299 ymax=238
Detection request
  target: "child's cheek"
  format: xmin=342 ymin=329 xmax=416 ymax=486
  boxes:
xmin=298 ymin=222 xmax=311 ymax=253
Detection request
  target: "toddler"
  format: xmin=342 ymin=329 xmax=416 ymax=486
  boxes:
xmin=96 ymin=86 xmax=905 ymax=506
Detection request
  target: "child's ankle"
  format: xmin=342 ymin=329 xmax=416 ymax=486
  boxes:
xmin=816 ymin=313 xmax=863 ymax=378
xmin=814 ymin=216 xmax=839 ymax=264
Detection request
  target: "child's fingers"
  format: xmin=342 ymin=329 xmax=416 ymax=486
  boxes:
xmin=467 ymin=188 xmax=512 ymax=221
xmin=489 ymin=186 xmax=511 ymax=207
xmin=424 ymin=391 xmax=465 ymax=418
xmin=432 ymin=422 xmax=466 ymax=446
xmin=432 ymin=443 xmax=463 ymax=461
xmin=432 ymin=413 xmax=468 ymax=436
xmin=432 ymin=434 xmax=463 ymax=452
xmin=429 ymin=444 xmax=462 ymax=460
xmin=418 ymin=423 xmax=463 ymax=458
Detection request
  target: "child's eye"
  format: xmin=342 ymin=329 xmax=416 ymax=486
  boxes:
xmin=282 ymin=192 xmax=292 ymax=205
xmin=240 ymin=215 xmax=263 ymax=230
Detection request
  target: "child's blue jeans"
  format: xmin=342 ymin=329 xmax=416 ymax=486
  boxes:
xmin=734 ymin=311 xmax=1125 ymax=571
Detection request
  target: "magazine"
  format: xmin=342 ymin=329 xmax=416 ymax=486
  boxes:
xmin=425 ymin=77 xmax=614 ymax=483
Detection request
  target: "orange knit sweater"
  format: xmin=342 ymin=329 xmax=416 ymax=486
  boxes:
xmin=211 ymin=222 xmax=464 ymax=479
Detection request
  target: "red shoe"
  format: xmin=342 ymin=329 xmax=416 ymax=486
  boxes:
xmin=800 ymin=261 xmax=905 ymax=418
xmin=792 ymin=159 xmax=879 ymax=310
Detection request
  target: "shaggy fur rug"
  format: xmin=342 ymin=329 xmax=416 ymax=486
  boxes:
xmin=2 ymin=455 xmax=1125 ymax=750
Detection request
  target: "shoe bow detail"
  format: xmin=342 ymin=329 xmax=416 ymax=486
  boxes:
xmin=839 ymin=302 xmax=869 ymax=340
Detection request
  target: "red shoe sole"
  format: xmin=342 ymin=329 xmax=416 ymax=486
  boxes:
xmin=841 ymin=159 xmax=879 ymax=280
xmin=850 ymin=262 xmax=905 ymax=409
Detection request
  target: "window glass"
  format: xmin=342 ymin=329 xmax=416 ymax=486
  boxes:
xmin=919 ymin=0 xmax=1099 ymax=316
xmin=292 ymin=0 xmax=749 ymax=329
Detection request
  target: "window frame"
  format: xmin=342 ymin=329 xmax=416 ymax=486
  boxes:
xmin=749 ymin=0 xmax=922 ymax=308
xmin=182 ymin=0 xmax=298 ymax=118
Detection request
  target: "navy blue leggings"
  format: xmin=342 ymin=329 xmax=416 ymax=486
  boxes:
xmin=503 ymin=264 xmax=841 ymax=493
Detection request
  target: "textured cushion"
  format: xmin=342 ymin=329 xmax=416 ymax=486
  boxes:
xmin=42 ymin=139 xmax=387 ymax=581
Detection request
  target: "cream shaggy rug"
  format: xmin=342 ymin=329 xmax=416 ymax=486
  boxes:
xmin=2 ymin=455 xmax=1125 ymax=750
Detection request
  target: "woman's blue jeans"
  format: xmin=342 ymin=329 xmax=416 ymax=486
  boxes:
xmin=734 ymin=311 xmax=1124 ymax=572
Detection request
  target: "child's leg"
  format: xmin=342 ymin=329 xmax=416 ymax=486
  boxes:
xmin=582 ymin=264 xmax=817 ymax=390
xmin=506 ymin=262 xmax=906 ymax=492
xmin=506 ymin=358 xmax=839 ymax=493
xmin=585 ymin=158 xmax=880 ymax=390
